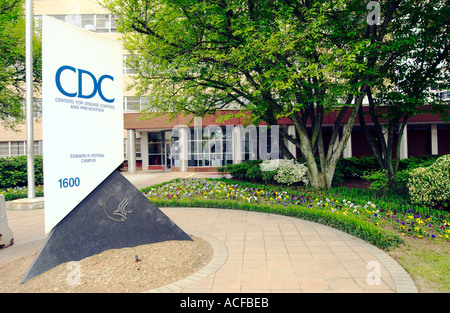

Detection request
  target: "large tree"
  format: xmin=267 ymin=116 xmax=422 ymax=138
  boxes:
xmin=0 ymin=0 xmax=42 ymax=129
xmin=358 ymin=0 xmax=450 ymax=182
xmin=104 ymin=0 xmax=415 ymax=188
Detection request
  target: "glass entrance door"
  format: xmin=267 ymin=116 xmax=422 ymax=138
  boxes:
xmin=165 ymin=142 xmax=172 ymax=171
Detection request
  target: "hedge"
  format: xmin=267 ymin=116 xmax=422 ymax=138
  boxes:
xmin=0 ymin=155 xmax=43 ymax=189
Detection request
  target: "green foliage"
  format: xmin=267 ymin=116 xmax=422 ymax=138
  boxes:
xmin=219 ymin=160 xmax=263 ymax=182
xmin=0 ymin=185 xmax=44 ymax=201
xmin=360 ymin=155 xmax=445 ymax=199
xmin=104 ymin=0 xmax=449 ymax=189
xmin=334 ymin=157 xmax=381 ymax=179
xmin=364 ymin=170 xmax=390 ymax=198
xmin=103 ymin=0 xmax=392 ymax=188
xmin=0 ymin=0 xmax=42 ymax=128
xmin=0 ymin=155 xmax=43 ymax=189
xmin=408 ymin=155 xmax=450 ymax=210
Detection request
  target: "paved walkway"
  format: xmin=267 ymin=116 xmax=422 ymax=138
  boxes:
xmin=1 ymin=170 xmax=418 ymax=293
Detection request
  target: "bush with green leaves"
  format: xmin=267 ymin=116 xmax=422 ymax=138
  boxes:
xmin=0 ymin=155 xmax=43 ymax=189
xmin=408 ymin=154 xmax=450 ymax=210
xmin=364 ymin=170 xmax=390 ymax=198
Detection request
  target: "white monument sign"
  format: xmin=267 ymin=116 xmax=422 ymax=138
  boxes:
xmin=42 ymin=16 xmax=123 ymax=233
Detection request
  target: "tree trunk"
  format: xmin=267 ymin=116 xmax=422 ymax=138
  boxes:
xmin=288 ymin=99 xmax=362 ymax=189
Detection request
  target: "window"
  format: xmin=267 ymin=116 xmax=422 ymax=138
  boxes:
xmin=20 ymin=98 xmax=42 ymax=118
xmin=123 ymin=97 xmax=141 ymax=111
xmin=34 ymin=98 xmax=42 ymax=118
xmin=95 ymin=14 xmax=112 ymax=33
xmin=41 ymin=14 xmax=118 ymax=33
xmin=10 ymin=142 xmax=25 ymax=156
xmin=185 ymin=126 xmax=233 ymax=167
xmin=123 ymin=55 xmax=138 ymax=75
xmin=439 ymin=91 xmax=450 ymax=100
xmin=0 ymin=142 xmax=9 ymax=156
xmin=124 ymin=139 xmax=141 ymax=159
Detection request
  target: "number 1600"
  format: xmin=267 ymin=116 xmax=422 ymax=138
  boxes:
xmin=58 ymin=177 xmax=80 ymax=188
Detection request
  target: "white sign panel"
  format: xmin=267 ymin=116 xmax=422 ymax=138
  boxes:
xmin=42 ymin=16 xmax=123 ymax=233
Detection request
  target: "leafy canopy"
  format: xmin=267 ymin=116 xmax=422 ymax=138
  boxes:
xmin=0 ymin=0 xmax=42 ymax=129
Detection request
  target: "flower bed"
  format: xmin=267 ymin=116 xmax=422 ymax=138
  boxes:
xmin=143 ymin=179 xmax=450 ymax=245
xmin=142 ymin=178 xmax=450 ymax=248
xmin=0 ymin=185 xmax=44 ymax=201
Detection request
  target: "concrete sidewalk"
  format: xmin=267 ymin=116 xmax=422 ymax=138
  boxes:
xmin=0 ymin=170 xmax=418 ymax=293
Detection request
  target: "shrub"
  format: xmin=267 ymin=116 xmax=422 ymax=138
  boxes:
xmin=364 ymin=170 xmax=390 ymax=198
xmin=398 ymin=155 xmax=442 ymax=171
xmin=260 ymin=159 xmax=310 ymax=185
xmin=246 ymin=160 xmax=264 ymax=182
xmin=0 ymin=155 xmax=43 ymax=189
xmin=219 ymin=160 xmax=263 ymax=182
xmin=272 ymin=159 xmax=309 ymax=186
xmin=408 ymin=155 xmax=450 ymax=210
xmin=335 ymin=157 xmax=380 ymax=179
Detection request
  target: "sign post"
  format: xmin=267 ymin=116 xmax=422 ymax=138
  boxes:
xmin=25 ymin=0 xmax=34 ymax=198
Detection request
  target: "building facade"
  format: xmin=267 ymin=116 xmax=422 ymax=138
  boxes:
xmin=0 ymin=0 xmax=448 ymax=172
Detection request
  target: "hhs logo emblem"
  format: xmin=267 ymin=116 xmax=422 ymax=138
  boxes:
xmin=104 ymin=195 xmax=132 ymax=222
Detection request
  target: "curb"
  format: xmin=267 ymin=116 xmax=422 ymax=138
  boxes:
xmin=143 ymin=231 xmax=228 ymax=293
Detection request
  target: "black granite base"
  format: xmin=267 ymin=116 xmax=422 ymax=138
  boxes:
xmin=21 ymin=170 xmax=192 ymax=283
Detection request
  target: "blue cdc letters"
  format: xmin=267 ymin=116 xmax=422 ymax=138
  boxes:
xmin=55 ymin=65 xmax=115 ymax=103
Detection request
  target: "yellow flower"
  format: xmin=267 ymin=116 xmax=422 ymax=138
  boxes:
xmin=414 ymin=227 xmax=419 ymax=232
